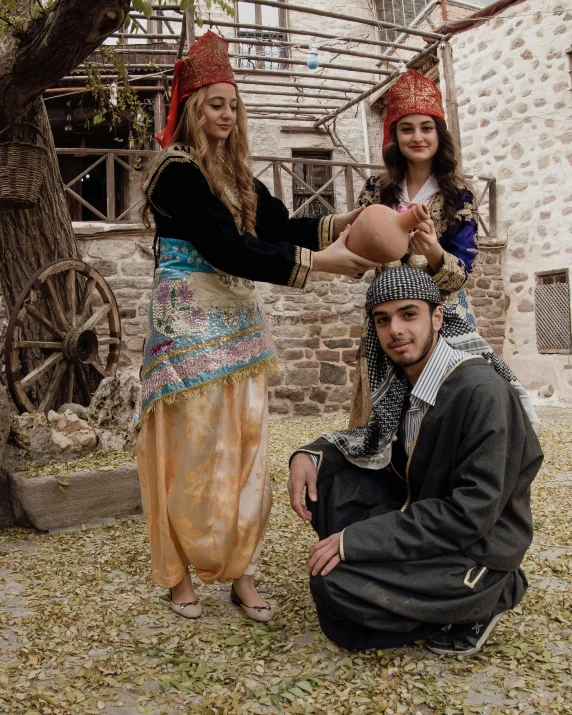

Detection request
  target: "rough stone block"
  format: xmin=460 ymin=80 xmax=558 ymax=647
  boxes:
xmin=315 ymin=350 xmax=340 ymax=361
xmin=342 ymin=349 xmax=358 ymax=364
xmin=282 ymin=349 xmax=304 ymax=361
xmin=269 ymin=400 xmax=290 ymax=415
xmin=309 ymin=389 xmax=327 ymax=404
xmin=293 ymin=360 xmax=320 ymax=369
xmin=121 ymin=262 xmax=153 ymax=277
xmin=320 ymin=325 xmax=348 ymax=338
xmin=88 ymin=259 xmax=118 ymax=277
xmin=8 ymin=464 xmax=141 ymax=531
xmin=274 ymin=388 xmax=305 ymax=403
xmin=286 ymin=369 xmax=319 ymax=387
xmin=324 ymin=339 xmax=353 ymax=349
xmin=87 ymin=240 xmax=137 ymax=261
xmin=268 ymin=372 xmax=284 ymax=387
xmin=319 ymin=363 xmax=347 ymax=386
xmin=293 ymin=403 xmax=321 ymax=417
xmin=517 ymin=299 xmax=534 ymax=313
xmin=328 ymin=387 xmax=353 ymax=402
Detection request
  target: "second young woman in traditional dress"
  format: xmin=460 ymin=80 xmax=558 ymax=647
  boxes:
xmin=350 ymin=69 xmax=481 ymax=427
xmin=136 ymin=31 xmax=376 ymax=623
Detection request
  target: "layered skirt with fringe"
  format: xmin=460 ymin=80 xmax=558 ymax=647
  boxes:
xmin=135 ymin=238 xmax=277 ymax=585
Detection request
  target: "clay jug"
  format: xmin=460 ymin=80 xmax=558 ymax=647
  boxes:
xmin=347 ymin=203 xmax=430 ymax=264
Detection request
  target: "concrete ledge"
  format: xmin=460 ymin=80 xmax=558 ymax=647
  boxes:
xmin=7 ymin=463 xmax=142 ymax=532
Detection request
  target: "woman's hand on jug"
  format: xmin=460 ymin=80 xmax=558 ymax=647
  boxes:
xmin=409 ymin=219 xmax=444 ymax=272
xmin=332 ymin=205 xmax=366 ymax=239
xmin=312 ymin=224 xmax=378 ymax=279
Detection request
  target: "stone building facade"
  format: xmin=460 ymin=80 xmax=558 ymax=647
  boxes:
xmin=450 ymin=0 xmax=572 ymax=401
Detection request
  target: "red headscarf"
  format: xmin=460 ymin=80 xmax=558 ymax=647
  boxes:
xmin=383 ymin=69 xmax=445 ymax=147
xmin=156 ymin=31 xmax=237 ymax=148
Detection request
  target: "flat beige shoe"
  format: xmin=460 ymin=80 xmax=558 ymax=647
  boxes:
xmin=231 ymin=584 xmax=274 ymax=623
xmin=169 ymin=589 xmax=202 ymax=619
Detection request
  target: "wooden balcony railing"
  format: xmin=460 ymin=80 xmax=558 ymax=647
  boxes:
xmin=55 ymin=148 xmax=497 ymax=238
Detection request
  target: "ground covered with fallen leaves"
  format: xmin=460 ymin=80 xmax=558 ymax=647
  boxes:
xmin=0 ymin=413 xmax=571 ymax=715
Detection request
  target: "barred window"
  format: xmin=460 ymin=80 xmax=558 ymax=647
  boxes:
xmin=535 ymin=270 xmax=572 ymax=354
xmin=237 ymin=1 xmax=288 ymax=71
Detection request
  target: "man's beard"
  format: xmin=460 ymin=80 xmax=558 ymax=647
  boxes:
xmin=390 ymin=325 xmax=436 ymax=368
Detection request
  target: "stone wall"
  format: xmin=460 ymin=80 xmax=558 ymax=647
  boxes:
xmin=465 ymin=247 xmax=506 ymax=357
xmin=451 ymin=0 xmax=572 ymax=401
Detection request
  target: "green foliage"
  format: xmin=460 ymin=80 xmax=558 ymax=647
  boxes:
xmin=85 ymin=48 xmax=152 ymax=149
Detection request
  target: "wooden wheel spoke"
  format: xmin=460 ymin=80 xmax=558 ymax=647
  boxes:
xmin=20 ymin=352 xmax=63 ymax=389
xmin=16 ymin=340 xmax=63 ymax=350
xmin=25 ymin=304 xmax=65 ymax=340
xmin=44 ymin=277 xmax=70 ymax=331
xmin=65 ymin=269 xmax=77 ymax=327
xmin=81 ymin=303 xmax=111 ymax=331
xmin=76 ymin=363 xmax=92 ymax=404
xmin=39 ymin=360 xmax=69 ymax=413
xmin=77 ymin=277 xmax=97 ymax=325
xmin=88 ymin=359 xmax=109 ymax=378
xmin=97 ymin=336 xmax=120 ymax=346
xmin=67 ymin=364 xmax=75 ymax=404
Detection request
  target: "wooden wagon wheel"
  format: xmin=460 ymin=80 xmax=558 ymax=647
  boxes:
xmin=5 ymin=259 xmax=121 ymax=414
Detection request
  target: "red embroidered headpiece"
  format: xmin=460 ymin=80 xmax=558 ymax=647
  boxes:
xmin=156 ymin=30 xmax=237 ymax=148
xmin=383 ymin=69 xmax=445 ymax=147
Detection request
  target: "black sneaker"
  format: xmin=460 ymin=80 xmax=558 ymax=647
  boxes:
xmin=425 ymin=612 xmax=505 ymax=656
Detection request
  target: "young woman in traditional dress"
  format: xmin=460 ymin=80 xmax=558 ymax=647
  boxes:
xmin=136 ymin=31 xmax=376 ymax=622
xmin=350 ymin=69 xmax=481 ymax=427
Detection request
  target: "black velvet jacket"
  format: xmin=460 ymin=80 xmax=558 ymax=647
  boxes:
xmin=298 ymin=358 xmax=544 ymax=573
xmin=144 ymin=147 xmax=335 ymax=288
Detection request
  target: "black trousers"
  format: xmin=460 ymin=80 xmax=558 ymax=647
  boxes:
xmin=305 ymin=443 xmax=527 ymax=651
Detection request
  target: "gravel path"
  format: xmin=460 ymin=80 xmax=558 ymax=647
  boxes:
xmin=0 ymin=412 xmax=570 ymax=715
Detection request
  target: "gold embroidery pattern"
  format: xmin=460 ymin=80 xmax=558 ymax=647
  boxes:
xmin=288 ymin=247 xmax=313 ymax=289
xmin=318 ymin=214 xmax=335 ymax=250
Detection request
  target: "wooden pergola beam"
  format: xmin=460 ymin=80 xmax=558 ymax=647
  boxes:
xmin=110 ymin=32 xmax=411 ymax=64
xmin=313 ymin=39 xmax=445 ymax=127
xmin=237 ymin=0 xmax=445 ymax=40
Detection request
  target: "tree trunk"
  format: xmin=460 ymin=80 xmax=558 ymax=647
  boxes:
xmin=0 ymin=100 xmax=79 ymax=311
xmin=0 ymin=0 xmax=130 ymax=313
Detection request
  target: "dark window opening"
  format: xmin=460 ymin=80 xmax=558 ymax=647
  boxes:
xmin=535 ymin=270 xmax=572 ymax=354
xmin=291 ymin=150 xmax=335 ymax=219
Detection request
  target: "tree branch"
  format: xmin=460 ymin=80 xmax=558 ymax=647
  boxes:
xmin=0 ymin=0 xmax=130 ymax=126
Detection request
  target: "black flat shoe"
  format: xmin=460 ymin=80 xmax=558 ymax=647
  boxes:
xmin=425 ymin=612 xmax=505 ymax=656
xmin=230 ymin=584 xmax=274 ymax=623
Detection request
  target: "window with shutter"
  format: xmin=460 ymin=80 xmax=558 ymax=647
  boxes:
xmin=535 ymin=270 xmax=572 ymax=354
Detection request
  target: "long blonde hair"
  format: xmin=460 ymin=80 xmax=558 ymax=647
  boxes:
xmin=167 ymin=85 xmax=257 ymax=235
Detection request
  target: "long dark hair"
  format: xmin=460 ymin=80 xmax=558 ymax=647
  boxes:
xmin=376 ymin=117 xmax=466 ymax=226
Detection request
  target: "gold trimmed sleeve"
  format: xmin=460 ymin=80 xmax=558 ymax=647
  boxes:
xmin=288 ymin=247 xmax=313 ymax=289
xmin=431 ymin=250 xmax=468 ymax=293
xmin=318 ymin=213 xmax=335 ymax=250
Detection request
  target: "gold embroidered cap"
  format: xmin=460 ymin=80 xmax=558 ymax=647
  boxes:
xmin=383 ymin=69 xmax=445 ymax=147
xmin=157 ymin=31 xmax=237 ymax=148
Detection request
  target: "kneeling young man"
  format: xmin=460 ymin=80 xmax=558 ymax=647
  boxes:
xmin=289 ymin=267 xmax=543 ymax=654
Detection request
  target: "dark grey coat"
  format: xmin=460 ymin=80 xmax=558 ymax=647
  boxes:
xmin=297 ymin=358 xmax=543 ymax=650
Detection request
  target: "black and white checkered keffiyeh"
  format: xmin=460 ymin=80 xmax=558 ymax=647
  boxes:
xmin=324 ymin=267 xmax=539 ymax=469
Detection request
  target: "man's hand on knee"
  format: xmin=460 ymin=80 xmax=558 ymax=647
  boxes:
xmin=308 ymin=533 xmax=341 ymax=577
xmin=288 ymin=452 xmax=318 ymax=522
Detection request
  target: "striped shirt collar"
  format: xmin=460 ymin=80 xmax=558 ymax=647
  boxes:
xmin=409 ymin=336 xmax=471 ymax=407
